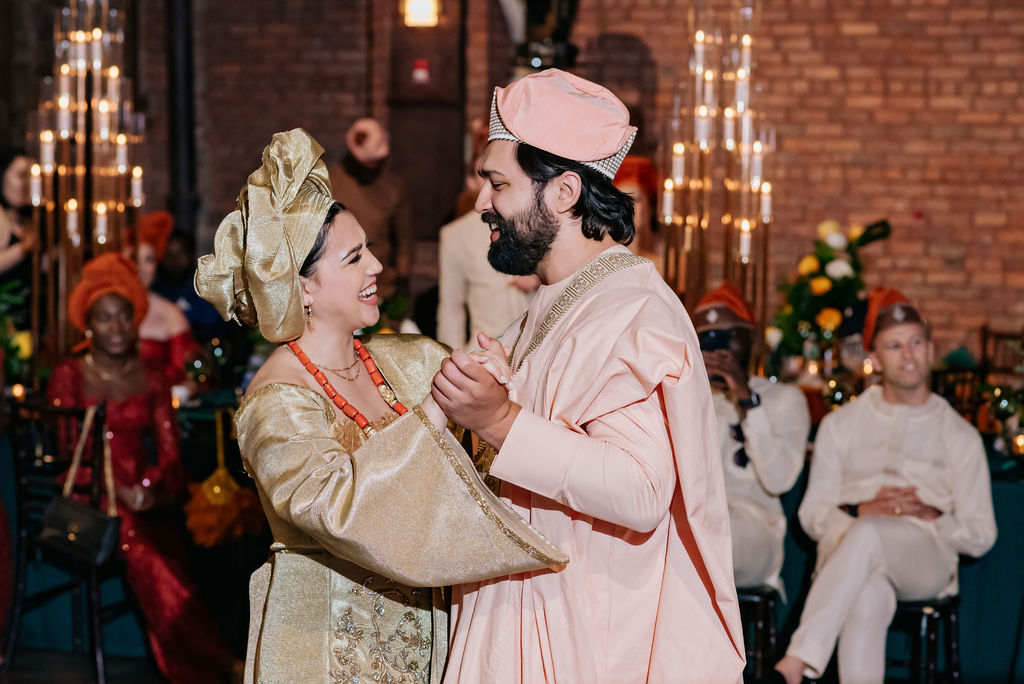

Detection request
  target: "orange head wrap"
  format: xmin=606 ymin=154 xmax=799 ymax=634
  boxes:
xmin=693 ymin=282 xmax=755 ymax=331
xmin=862 ymin=287 xmax=924 ymax=350
xmin=614 ymin=155 xmax=657 ymax=201
xmin=133 ymin=210 xmax=175 ymax=260
xmin=68 ymin=253 xmax=149 ymax=334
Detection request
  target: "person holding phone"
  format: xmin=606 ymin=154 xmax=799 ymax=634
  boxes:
xmin=694 ymin=282 xmax=810 ymax=591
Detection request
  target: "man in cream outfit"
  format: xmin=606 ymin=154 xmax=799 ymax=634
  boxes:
xmin=774 ymin=288 xmax=996 ymax=684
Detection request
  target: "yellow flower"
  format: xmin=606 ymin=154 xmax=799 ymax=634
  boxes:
xmin=797 ymin=255 xmax=820 ymax=276
xmin=816 ymin=308 xmax=843 ymax=332
xmin=817 ymin=219 xmax=841 ymax=239
xmin=810 ymin=276 xmax=833 ymax=295
xmin=11 ymin=331 xmax=32 ymax=359
xmin=848 ymin=224 xmax=864 ymax=241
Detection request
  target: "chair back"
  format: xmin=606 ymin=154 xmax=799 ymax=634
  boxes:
xmin=6 ymin=400 xmax=108 ymax=539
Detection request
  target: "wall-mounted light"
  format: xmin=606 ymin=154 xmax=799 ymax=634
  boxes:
xmin=404 ymin=0 xmax=439 ymax=27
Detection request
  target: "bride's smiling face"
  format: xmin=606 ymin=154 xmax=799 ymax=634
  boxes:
xmin=300 ymin=209 xmax=383 ymax=333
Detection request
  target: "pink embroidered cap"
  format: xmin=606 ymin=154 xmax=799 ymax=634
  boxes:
xmin=488 ymin=68 xmax=638 ymax=179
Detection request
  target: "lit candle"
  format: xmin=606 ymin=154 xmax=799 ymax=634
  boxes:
xmin=91 ymin=28 xmax=103 ymax=70
xmin=694 ymin=30 xmax=705 ymax=71
xmin=40 ymin=130 xmax=55 ymax=172
xmin=671 ymin=142 xmax=685 ymax=184
xmin=58 ymin=63 xmax=71 ymax=100
xmin=723 ymin=108 xmax=736 ymax=149
xmin=661 ymin=178 xmax=675 ymax=222
xmin=760 ymin=182 xmax=772 ymax=221
xmin=741 ymin=34 xmax=752 ymax=70
xmin=97 ymin=99 xmax=111 ymax=140
xmin=131 ymin=166 xmax=144 ymax=206
xmin=74 ymin=31 xmax=87 ymax=69
xmin=95 ymin=203 xmax=108 ymax=243
xmin=107 ymin=66 xmax=120 ymax=103
xmin=684 ymin=223 xmax=693 ymax=251
xmin=752 ymin=140 xmax=763 ymax=183
xmin=115 ymin=133 xmax=128 ymax=172
xmin=66 ymin=198 xmax=79 ymax=245
xmin=735 ymin=68 xmax=749 ymax=110
xmin=741 ymin=110 xmax=754 ymax=148
xmin=696 ymin=105 xmax=710 ymax=146
xmin=704 ymin=69 xmax=715 ymax=109
xmin=30 ymin=164 xmax=42 ymax=206
xmin=57 ymin=94 xmax=71 ymax=138
xmin=739 ymin=219 xmax=752 ymax=261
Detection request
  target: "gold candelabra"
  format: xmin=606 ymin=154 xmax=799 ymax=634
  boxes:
xmin=660 ymin=0 xmax=774 ymax=328
xmin=26 ymin=0 xmax=146 ymax=364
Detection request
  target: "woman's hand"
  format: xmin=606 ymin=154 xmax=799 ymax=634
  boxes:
xmin=116 ymin=484 xmax=155 ymax=512
xmin=467 ymin=333 xmax=513 ymax=389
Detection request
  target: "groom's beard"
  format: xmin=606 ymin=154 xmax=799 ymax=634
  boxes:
xmin=483 ymin=197 xmax=558 ymax=276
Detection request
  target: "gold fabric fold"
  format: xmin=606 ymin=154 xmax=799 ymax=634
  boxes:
xmin=195 ymin=128 xmax=336 ymax=342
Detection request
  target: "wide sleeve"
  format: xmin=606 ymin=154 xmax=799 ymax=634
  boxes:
xmin=436 ymin=223 xmax=468 ymax=350
xmin=235 ymin=384 xmax=567 ymax=587
xmin=932 ymin=425 xmax=997 ymax=557
xmin=798 ymin=412 xmax=855 ymax=542
xmin=741 ymin=383 xmax=809 ymax=496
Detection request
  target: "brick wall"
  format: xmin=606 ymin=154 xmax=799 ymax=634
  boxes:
xmin=566 ymin=0 xmax=1023 ymax=356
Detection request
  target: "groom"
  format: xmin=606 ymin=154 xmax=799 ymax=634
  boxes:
xmin=431 ymin=69 xmax=744 ymax=683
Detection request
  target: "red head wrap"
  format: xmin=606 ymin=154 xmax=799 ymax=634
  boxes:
xmin=68 ymin=253 xmax=149 ymax=334
xmin=862 ymin=287 xmax=923 ymax=350
xmin=693 ymin=282 xmax=755 ymax=330
xmin=614 ymin=155 xmax=657 ymax=200
xmin=134 ymin=210 xmax=175 ymax=260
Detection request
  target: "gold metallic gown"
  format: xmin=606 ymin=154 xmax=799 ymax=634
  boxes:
xmin=234 ymin=335 xmax=566 ymax=684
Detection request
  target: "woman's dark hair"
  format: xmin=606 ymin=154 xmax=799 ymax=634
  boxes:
xmin=0 ymin=147 xmax=28 ymax=210
xmin=515 ymin=143 xmax=635 ymax=245
xmin=299 ymin=201 xmax=346 ymax=278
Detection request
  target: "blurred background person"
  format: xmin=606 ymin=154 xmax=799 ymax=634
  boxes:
xmin=130 ymin=210 xmax=198 ymax=386
xmin=614 ymin=154 xmax=663 ymax=276
xmin=152 ymin=230 xmax=226 ymax=344
xmin=328 ymin=118 xmax=414 ymax=306
xmin=694 ymin=282 xmax=809 ymax=591
xmin=0 ymin=149 xmax=36 ymax=304
xmin=49 ymin=253 xmax=235 ymax=684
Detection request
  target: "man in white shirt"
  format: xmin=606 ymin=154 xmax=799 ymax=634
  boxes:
xmin=694 ymin=283 xmax=809 ymax=591
xmin=774 ymin=288 xmax=997 ymax=684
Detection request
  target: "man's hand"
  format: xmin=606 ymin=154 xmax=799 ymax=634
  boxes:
xmin=702 ymin=349 xmax=752 ymax=402
xmin=857 ymin=486 xmax=941 ymax=520
xmin=431 ymin=335 xmax=521 ymax=449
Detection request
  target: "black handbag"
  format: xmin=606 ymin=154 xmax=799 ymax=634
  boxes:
xmin=38 ymin=406 xmax=122 ymax=566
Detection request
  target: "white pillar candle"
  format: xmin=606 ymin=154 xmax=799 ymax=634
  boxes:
xmin=694 ymin=31 xmax=705 ymax=72
xmin=131 ymin=166 xmax=144 ymax=205
xmin=739 ymin=220 xmax=752 ymax=260
xmin=40 ymin=130 xmax=55 ymax=172
xmin=57 ymin=98 xmax=71 ymax=138
xmin=723 ymin=109 xmax=736 ymax=149
xmin=95 ymin=203 xmax=108 ymax=243
xmin=91 ymin=28 xmax=103 ymax=70
xmin=661 ymin=179 xmax=675 ymax=222
xmin=115 ymin=133 xmax=128 ymax=172
xmin=66 ymin=198 xmax=79 ymax=244
xmin=760 ymin=182 xmax=772 ymax=221
xmin=97 ymin=100 xmax=111 ymax=140
xmin=671 ymin=142 xmax=685 ymax=184
xmin=30 ymin=164 xmax=42 ymax=206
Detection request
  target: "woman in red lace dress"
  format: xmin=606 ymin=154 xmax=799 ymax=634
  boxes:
xmin=130 ymin=211 xmax=198 ymax=386
xmin=48 ymin=253 xmax=233 ymax=683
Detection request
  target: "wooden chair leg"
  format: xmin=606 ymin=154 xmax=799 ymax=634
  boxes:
xmin=924 ymin=613 xmax=938 ymax=684
xmin=947 ymin=608 xmax=961 ymax=682
xmin=87 ymin=567 xmax=107 ymax=684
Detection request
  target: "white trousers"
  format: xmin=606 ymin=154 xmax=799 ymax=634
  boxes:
xmin=730 ymin=502 xmax=783 ymax=589
xmin=786 ymin=517 xmax=957 ymax=683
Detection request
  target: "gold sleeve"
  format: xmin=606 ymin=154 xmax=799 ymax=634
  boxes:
xmin=235 ymin=383 xmax=567 ymax=587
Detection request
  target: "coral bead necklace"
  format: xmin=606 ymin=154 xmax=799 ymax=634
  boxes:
xmin=287 ymin=339 xmax=407 ymax=438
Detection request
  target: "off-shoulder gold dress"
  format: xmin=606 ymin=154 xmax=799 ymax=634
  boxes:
xmin=234 ymin=335 xmax=566 ymax=684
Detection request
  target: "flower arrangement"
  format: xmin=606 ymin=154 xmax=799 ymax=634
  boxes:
xmin=0 ymin=279 xmax=33 ymax=383
xmin=766 ymin=218 xmax=891 ymax=361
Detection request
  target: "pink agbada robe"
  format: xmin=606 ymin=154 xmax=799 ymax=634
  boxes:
xmin=446 ymin=246 xmax=745 ymax=683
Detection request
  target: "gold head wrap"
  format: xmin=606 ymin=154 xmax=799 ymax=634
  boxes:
xmin=195 ymin=128 xmax=335 ymax=342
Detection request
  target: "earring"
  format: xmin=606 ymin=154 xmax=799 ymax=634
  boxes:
xmin=304 ymin=304 xmax=313 ymax=331
xmin=85 ymin=329 xmax=93 ymax=338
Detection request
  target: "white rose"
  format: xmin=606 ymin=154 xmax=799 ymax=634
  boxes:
xmin=765 ymin=326 xmax=784 ymax=351
xmin=825 ymin=258 xmax=854 ymax=279
xmin=824 ymin=231 xmax=848 ymax=250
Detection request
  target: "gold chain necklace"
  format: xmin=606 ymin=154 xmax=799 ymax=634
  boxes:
xmin=311 ymin=355 xmax=361 ymax=382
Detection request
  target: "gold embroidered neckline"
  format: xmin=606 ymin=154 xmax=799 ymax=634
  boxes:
xmin=509 ymin=251 xmax=649 ymax=373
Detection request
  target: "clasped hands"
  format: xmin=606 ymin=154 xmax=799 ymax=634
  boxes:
xmin=857 ymin=485 xmax=942 ymax=521
xmin=421 ymin=333 xmax=520 ymax=450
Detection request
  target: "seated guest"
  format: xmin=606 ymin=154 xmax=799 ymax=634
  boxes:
xmin=131 ymin=211 xmax=198 ymax=385
xmin=49 ymin=253 xmax=234 ymax=683
xmin=774 ymin=288 xmax=997 ymax=684
xmin=694 ymin=282 xmax=809 ymax=590
xmin=152 ymin=230 xmax=227 ymax=343
xmin=0 ymin=149 xmax=36 ymax=303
